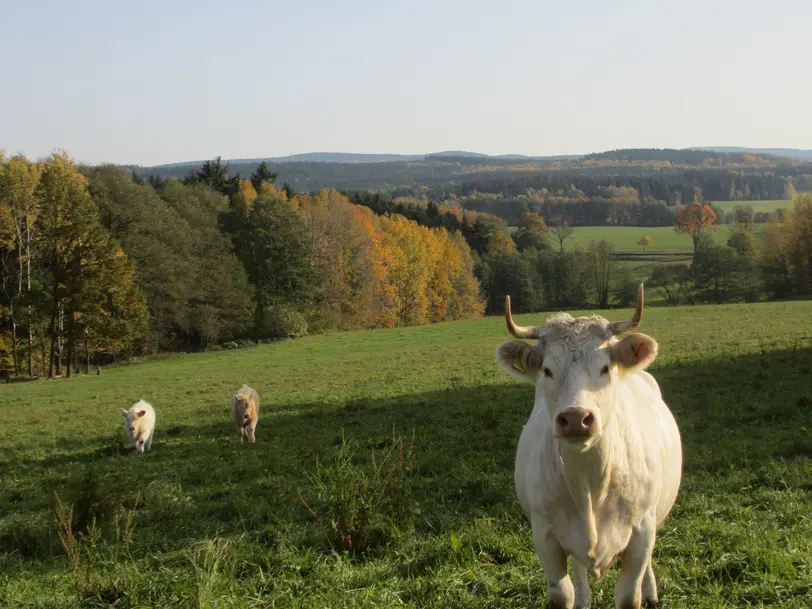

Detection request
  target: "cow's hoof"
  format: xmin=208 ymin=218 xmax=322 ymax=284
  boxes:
xmin=642 ymin=598 xmax=658 ymax=607
xmin=547 ymin=594 xmax=575 ymax=609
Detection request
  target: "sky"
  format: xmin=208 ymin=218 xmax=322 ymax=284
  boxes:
xmin=1 ymin=0 xmax=810 ymax=166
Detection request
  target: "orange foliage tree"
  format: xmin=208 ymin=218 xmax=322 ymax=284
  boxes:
xmin=674 ymin=202 xmax=717 ymax=253
xmin=295 ymin=190 xmax=483 ymax=330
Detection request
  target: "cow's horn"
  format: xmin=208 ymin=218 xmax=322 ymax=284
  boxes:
xmin=609 ymin=283 xmax=644 ymax=335
xmin=505 ymin=295 xmax=537 ymax=339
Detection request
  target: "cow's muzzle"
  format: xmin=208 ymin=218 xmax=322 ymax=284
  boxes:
xmin=555 ymin=407 xmax=598 ymax=439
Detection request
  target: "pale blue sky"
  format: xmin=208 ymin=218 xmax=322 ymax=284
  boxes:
xmin=1 ymin=0 xmax=810 ymax=166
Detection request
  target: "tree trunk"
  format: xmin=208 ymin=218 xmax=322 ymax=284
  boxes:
xmin=27 ymin=323 xmax=33 ymax=377
xmin=48 ymin=296 xmax=57 ymax=378
xmin=10 ymin=310 xmax=19 ymax=376
xmin=26 ymin=218 xmax=33 ymax=377
xmin=56 ymin=305 xmax=63 ymax=377
xmin=254 ymin=287 xmax=265 ymax=343
xmin=65 ymin=308 xmax=73 ymax=379
xmin=84 ymin=328 xmax=90 ymax=374
xmin=40 ymin=334 xmax=46 ymax=377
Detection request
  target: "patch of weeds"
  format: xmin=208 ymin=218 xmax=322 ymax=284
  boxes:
xmin=52 ymin=488 xmax=139 ymax=605
xmin=299 ymin=426 xmax=418 ymax=555
xmin=46 ymin=467 xmax=121 ymax=536
xmin=186 ymin=537 xmax=244 ymax=605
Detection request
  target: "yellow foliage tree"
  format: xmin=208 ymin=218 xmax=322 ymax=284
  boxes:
xmin=636 ymin=235 xmax=653 ymax=252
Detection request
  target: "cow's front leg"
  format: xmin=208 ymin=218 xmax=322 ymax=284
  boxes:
xmin=641 ymin=559 xmax=658 ymax=607
xmin=615 ymin=517 xmax=656 ymax=609
xmin=531 ymin=517 xmax=574 ymax=609
xmin=572 ymin=560 xmax=592 ymax=608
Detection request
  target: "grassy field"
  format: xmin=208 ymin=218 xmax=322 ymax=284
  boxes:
xmin=1 ymin=302 xmax=811 ymax=608
xmin=709 ymin=200 xmax=791 ymax=214
xmin=569 ymin=225 xmax=742 ymax=253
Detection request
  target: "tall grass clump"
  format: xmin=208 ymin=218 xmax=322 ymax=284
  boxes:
xmin=299 ymin=426 xmax=417 ymax=555
xmin=50 ymin=467 xmax=139 ymax=604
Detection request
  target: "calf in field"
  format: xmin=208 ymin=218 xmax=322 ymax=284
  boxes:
xmin=496 ymin=285 xmax=682 ymax=609
xmin=120 ymin=400 xmax=156 ymax=454
xmin=231 ymin=385 xmax=259 ymax=443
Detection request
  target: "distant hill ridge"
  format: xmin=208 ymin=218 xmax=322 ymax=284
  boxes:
xmin=142 ymin=146 xmax=812 ymax=171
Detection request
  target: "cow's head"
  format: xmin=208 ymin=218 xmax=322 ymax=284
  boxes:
xmin=120 ymin=407 xmax=147 ymax=446
xmin=496 ymin=284 xmax=658 ymax=448
xmin=234 ymin=393 xmax=251 ymax=421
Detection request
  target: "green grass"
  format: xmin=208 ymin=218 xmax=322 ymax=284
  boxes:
xmin=709 ymin=200 xmax=791 ymax=214
xmin=569 ymin=225 xmax=744 ymax=253
xmin=1 ymin=302 xmax=811 ymax=608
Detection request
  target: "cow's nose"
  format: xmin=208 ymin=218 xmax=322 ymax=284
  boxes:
xmin=555 ymin=407 xmax=597 ymax=437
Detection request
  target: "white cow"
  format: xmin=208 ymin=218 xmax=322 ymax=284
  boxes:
xmin=496 ymin=285 xmax=682 ymax=609
xmin=120 ymin=400 xmax=156 ymax=454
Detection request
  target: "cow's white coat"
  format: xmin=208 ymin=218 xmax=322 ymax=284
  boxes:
xmin=497 ymin=302 xmax=682 ymax=609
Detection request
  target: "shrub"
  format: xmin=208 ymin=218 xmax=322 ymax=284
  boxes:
xmin=298 ymin=427 xmax=416 ymax=554
xmin=264 ymin=304 xmax=308 ymax=339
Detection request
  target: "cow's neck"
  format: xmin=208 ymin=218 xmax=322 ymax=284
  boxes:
xmin=556 ymin=418 xmax=619 ymax=559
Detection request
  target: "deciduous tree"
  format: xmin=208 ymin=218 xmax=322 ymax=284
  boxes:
xmin=674 ymin=202 xmax=717 ymax=253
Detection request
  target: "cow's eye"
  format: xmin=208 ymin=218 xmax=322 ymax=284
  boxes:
xmin=600 ymin=365 xmax=610 ymax=376
xmin=543 ymin=367 xmax=553 ymax=379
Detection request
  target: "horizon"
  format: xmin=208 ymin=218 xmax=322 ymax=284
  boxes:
xmin=2 ymin=0 xmax=811 ymax=166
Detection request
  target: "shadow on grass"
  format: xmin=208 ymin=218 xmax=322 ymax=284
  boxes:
xmin=1 ymin=346 xmax=810 ymax=567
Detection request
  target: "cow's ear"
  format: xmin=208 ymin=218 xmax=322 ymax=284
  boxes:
xmin=136 ymin=410 xmax=147 ymax=418
xmin=611 ymin=333 xmax=658 ymax=375
xmin=496 ymin=340 xmax=542 ymax=384
xmin=120 ymin=408 xmax=128 ymax=417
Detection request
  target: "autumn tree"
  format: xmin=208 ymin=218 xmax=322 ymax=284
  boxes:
xmin=0 ymin=154 xmax=41 ymax=375
xmin=38 ymin=153 xmax=147 ymax=376
xmin=377 ymin=215 xmax=433 ymax=326
xmin=785 ymin=194 xmax=812 ymax=294
xmin=297 ymin=189 xmax=388 ymax=331
xmin=636 ymin=235 xmax=652 ymax=253
xmin=785 ymin=181 xmax=797 ymax=201
xmin=487 ymin=231 xmax=517 ymax=255
xmin=760 ymin=221 xmax=792 ymax=298
xmin=514 ymin=211 xmax=549 ymax=251
xmin=674 ymin=202 xmax=717 ymax=253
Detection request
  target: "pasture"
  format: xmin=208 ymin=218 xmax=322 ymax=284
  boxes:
xmin=1 ymin=302 xmax=811 ymax=608
xmin=568 ymin=226 xmax=741 ymax=253
xmin=709 ymin=200 xmax=791 ymax=214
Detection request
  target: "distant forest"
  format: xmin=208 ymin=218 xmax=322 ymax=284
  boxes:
xmin=133 ymin=149 xmax=812 ymax=227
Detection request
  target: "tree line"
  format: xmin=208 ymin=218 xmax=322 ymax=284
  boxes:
xmin=134 ymin=150 xmax=812 ymax=206
xmin=471 ymin=196 xmax=812 ymax=315
xmin=0 ymin=155 xmax=485 ymax=378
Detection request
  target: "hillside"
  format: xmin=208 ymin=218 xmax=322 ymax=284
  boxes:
xmin=691 ymin=146 xmax=812 ymax=161
xmin=1 ymin=302 xmax=810 ymax=607
xmin=130 ymin=147 xmax=810 ymax=198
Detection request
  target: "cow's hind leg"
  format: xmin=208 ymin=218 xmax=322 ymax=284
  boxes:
xmin=641 ymin=560 xmax=658 ymax=607
xmin=145 ymin=430 xmax=153 ymax=451
xmin=615 ymin=516 xmax=656 ymax=609
xmin=573 ymin=560 xmax=592 ymax=608
xmin=531 ymin=518 xmax=574 ymax=609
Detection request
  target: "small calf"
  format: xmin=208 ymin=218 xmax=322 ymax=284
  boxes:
xmin=231 ymin=385 xmax=259 ymax=443
xmin=120 ymin=400 xmax=156 ymax=453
